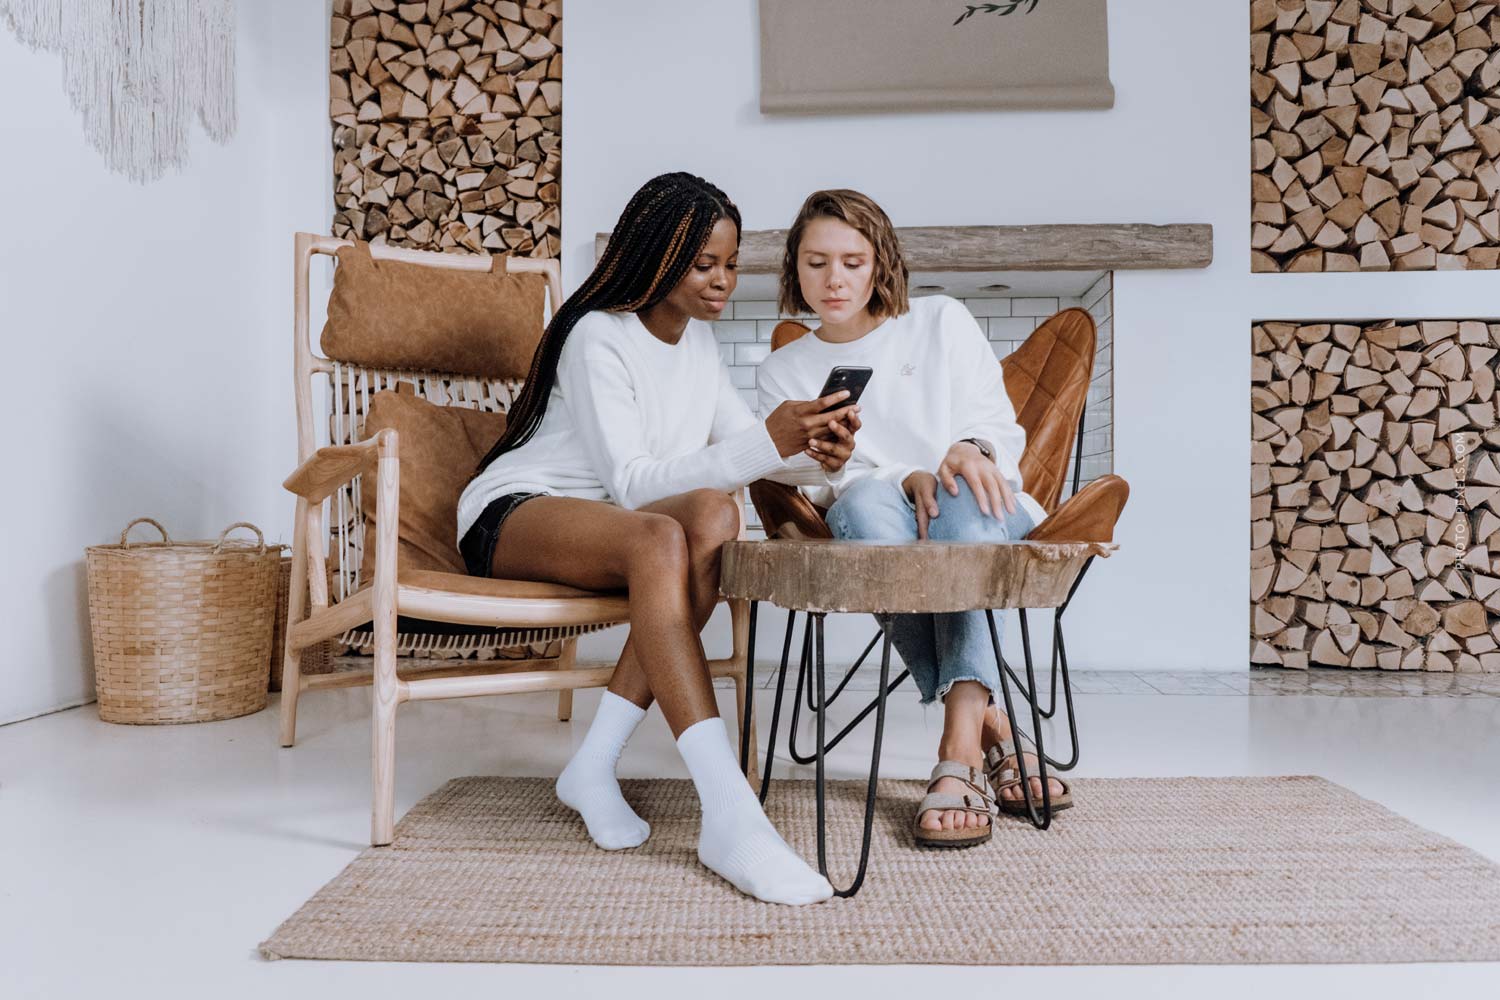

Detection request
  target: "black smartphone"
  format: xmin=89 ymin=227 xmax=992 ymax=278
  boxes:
xmin=818 ymin=366 xmax=873 ymax=413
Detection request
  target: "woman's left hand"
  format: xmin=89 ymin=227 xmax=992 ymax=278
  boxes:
xmin=806 ymin=409 xmax=861 ymax=473
xmin=938 ymin=440 xmax=1016 ymax=517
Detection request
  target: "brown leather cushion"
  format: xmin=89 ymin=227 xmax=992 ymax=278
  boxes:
xmin=359 ymin=389 xmax=506 ymax=578
xmin=341 ymin=570 xmax=626 ymax=642
xmin=321 ymin=240 xmax=546 ymax=379
xmin=1001 ymin=307 xmax=1097 ymax=514
xmin=1025 ymin=474 xmax=1129 ymax=544
xmin=748 ymin=480 xmax=833 ymax=540
xmin=771 ymin=319 xmax=812 ymax=351
xmin=400 ymin=570 xmax=624 ymax=602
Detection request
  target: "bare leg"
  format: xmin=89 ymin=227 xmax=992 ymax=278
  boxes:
xmin=602 ymin=489 xmax=741 ymax=710
xmin=489 ymin=495 xmax=716 ymax=736
xmin=922 ymin=680 xmax=992 ymax=832
xmin=491 ymin=492 xmax=831 ymax=902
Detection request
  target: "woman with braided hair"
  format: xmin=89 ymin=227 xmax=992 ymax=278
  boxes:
xmin=457 ymin=172 xmax=858 ymax=905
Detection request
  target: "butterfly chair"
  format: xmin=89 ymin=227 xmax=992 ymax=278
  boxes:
xmin=747 ymin=307 xmax=1129 ymax=825
xmin=280 ymin=233 xmax=755 ymax=845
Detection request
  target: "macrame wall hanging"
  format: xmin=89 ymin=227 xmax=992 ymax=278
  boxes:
xmin=0 ymin=0 xmax=237 ymax=183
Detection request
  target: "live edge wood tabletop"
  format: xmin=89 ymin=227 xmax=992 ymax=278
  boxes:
xmin=719 ymin=538 xmax=1116 ymax=615
xmin=717 ymin=537 xmax=1117 ymax=896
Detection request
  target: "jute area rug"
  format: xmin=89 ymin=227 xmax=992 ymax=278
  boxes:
xmin=260 ymin=776 xmax=1500 ymax=966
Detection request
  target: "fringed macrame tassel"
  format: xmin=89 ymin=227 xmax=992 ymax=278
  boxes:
xmin=0 ymin=0 xmax=237 ymax=183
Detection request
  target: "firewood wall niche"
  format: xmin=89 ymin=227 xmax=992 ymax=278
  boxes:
xmin=1251 ymin=319 xmax=1500 ymax=671
xmin=1251 ymin=0 xmax=1500 ymax=272
xmin=329 ymin=0 xmax=562 ymax=257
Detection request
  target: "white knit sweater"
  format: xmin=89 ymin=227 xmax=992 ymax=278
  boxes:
xmin=757 ymin=294 xmax=1048 ymax=525
xmin=458 ymin=309 xmax=831 ymax=538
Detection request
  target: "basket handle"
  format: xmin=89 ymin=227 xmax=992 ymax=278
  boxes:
xmin=214 ymin=522 xmax=267 ymax=553
xmin=120 ymin=517 xmax=171 ymax=547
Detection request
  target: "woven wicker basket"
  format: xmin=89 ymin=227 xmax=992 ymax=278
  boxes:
xmin=269 ymin=555 xmax=335 ymax=691
xmin=86 ymin=518 xmax=282 ymax=724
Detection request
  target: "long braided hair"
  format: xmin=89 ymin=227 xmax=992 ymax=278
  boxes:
xmin=473 ymin=171 xmax=742 ymax=476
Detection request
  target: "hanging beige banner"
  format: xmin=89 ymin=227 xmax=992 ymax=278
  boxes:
xmin=759 ymin=0 xmax=1113 ymax=114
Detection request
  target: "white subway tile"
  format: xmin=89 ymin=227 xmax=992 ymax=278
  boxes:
xmin=735 ymin=343 xmax=771 ymax=365
xmin=758 ymin=319 xmax=792 ymax=342
xmin=729 ymin=366 xmax=756 ymax=388
xmin=714 ymin=320 xmax=758 ymax=342
xmin=990 ymin=341 xmax=1014 ymax=359
xmin=1082 ymin=272 xmax=1112 ymax=309
xmin=988 ymin=317 xmax=1037 ymax=340
xmin=1082 ymin=428 xmax=1113 ymax=454
xmin=965 ymin=298 xmax=1012 ymax=317
xmin=1080 ymin=455 xmax=1113 ymax=479
xmin=1097 ymin=317 xmax=1112 ymax=346
xmin=717 ymin=344 xmax=736 ymax=366
xmin=732 ymin=299 xmax=782 ymax=319
xmin=1011 ymin=297 xmax=1060 ymax=317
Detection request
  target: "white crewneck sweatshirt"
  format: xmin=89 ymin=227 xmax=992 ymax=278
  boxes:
xmin=757 ymin=294 xmax=1048 ymax=526
xmin=458 ymin=309 xmax=833 ymax=538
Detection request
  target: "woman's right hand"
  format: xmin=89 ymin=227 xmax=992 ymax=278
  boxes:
xmin=764 ymin=392 xmax=859 ymax=458
xmin=903 ymin=470 xmax=941 ymax=539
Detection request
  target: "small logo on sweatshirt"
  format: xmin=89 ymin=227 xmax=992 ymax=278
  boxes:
xmin=900 ymin=363 xmax=916 ymax=376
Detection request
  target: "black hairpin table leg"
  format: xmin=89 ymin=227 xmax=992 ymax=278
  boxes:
xmin=755 ymin=607 xmax=802 ymax=805
xmin=739 ymin=600 xmax=759 ymax=776
xmin=811 ymin=612 xmax=893 ymax=898
xmin=988 ymin=608 xmax=1055 ymax=829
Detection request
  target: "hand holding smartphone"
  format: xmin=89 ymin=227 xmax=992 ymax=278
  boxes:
xmin=763 ymin=366 xmax=869 ymax=460
xmin=818 ymin=366 xmax=873 ymax=413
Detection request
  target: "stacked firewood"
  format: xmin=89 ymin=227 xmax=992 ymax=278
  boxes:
xmin=329 ymin=0 xmax=561 ymax=257
xmin=1251 ymin=0 xmax=1500 ymax=272
xmin=1252 ymin=320 xmax=1500 ymax=671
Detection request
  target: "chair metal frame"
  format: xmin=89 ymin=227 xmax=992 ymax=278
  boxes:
xmin=772 ymin=411 xmax=1089 ymax=771
xmin=741 ymin=309 xmax=1125 ymax=884
xmin=744 ymin=419 xmax=1094 ymax=888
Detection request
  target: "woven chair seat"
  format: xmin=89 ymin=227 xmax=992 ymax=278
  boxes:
xmin=337 ymin=570 xmax=629 ymax=656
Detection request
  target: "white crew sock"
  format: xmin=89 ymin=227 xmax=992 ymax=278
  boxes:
xmin=675 ymin=717 xmax=834 ymax=906
xmin=556 ymin=691 xmax=651 ymax=850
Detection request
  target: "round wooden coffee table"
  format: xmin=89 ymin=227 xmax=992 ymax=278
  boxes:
xmin=720 ymin=538 xmax=1115 ymax=897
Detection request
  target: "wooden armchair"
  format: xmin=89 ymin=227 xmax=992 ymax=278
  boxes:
xmin=279 ymin=233 xmax=753 ymax=845
xmin=748 ymin=307 xmax=1128 ymax=768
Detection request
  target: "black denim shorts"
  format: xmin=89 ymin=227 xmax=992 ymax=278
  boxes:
xmin=459 ymin=492 xmax=545 ymax=577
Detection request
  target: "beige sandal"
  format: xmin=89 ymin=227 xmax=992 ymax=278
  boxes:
xmin=913 ymin=761 xmax=998 ymax=848
xmin=985 ymin=734 xmax=1073 ymax=815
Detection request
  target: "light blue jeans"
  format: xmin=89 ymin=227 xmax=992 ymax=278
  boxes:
xmin=824 ymin=476 xmax=1037 ymax=704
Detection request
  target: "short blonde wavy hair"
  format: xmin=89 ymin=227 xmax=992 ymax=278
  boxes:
xmin=779 ymin=189 xmax=910 ymax=320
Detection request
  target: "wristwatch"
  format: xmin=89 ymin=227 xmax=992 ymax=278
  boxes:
xmin=960 ymin=437 xmax=995 ymax=461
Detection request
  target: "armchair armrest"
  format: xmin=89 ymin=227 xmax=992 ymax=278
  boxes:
xmin=283 ymin=429 xmax=398 ymax=504
xmin=749 ymin=479 xmax=833 ymax=540
xmin=1024 ymin=474 xmax=1129 ymax=544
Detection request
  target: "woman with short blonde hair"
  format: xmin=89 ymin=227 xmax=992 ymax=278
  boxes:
xmin=758 ymin=188 xmax=1070 ymax=849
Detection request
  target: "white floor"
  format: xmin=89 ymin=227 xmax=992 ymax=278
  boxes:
xmin=4 ymin=677 xmax=1499 ymax=1000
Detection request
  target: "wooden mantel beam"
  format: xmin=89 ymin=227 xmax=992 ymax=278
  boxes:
xmin=596 ymin=223 xmax=1213 ymax=273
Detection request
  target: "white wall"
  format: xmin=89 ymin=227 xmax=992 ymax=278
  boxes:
xmin=0 ymin=0 xmax=331 ymax=724
xmin=564 ymin=0 xmax=1500 ymax=671
xmin=11 ymin=1 xmax=1500 ymax=724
